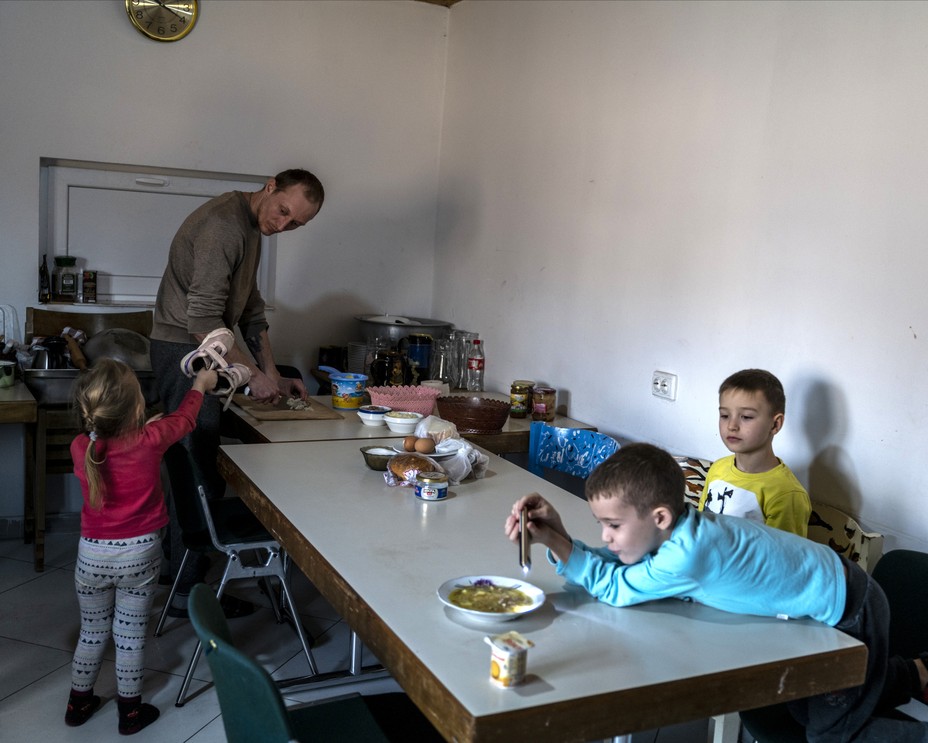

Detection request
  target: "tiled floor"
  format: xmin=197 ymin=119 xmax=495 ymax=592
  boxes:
xmin=0 ymin=525 xmax=718 ymax=743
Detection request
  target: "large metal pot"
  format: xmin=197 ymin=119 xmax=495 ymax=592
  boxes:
xmin=355 ymin=315 xmax=454 ymax=345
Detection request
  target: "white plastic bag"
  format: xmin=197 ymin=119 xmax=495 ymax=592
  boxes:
xmin=427 ymin=436 xmax=489 ymax=486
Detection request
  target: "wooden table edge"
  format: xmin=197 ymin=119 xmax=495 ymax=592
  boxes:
xmin=217 ymin=447 xmax=867 ymax=742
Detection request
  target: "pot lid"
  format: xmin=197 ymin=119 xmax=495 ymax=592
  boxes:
xmin=356 ymin=314 xmax=451 ymax=327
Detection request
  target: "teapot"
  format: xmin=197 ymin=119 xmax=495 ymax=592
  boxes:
xmin=369 ymin=350 xmax=412 ymax=387
xmin=31 ymin=335 xmax=69 ymax=369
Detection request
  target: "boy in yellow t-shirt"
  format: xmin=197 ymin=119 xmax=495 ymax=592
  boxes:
xmin=698 ymin=369 xmax=811 ymax=536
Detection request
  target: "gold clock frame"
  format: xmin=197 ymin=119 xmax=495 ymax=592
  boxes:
xmin=125 ymin=0 xmax=199 ymax=43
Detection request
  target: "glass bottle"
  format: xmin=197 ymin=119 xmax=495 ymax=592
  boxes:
xmin=38 ymin=254 xmax=51 ymax=303
xmin=465 ymin=339 xmax=485 ymax=392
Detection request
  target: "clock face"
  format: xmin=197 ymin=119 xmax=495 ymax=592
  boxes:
xmin=125 ymin=0 xmax=199 ymax=43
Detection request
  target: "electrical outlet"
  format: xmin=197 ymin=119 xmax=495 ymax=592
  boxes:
xmin=652 ymin=371 xmax=678 ymax=401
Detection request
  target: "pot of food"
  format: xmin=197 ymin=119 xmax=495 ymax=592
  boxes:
xmin=355 ymin=315 xmax=453 ymax=346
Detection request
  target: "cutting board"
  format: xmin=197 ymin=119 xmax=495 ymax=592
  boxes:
xmin=231 ymin=394 xmax=345 ymax=421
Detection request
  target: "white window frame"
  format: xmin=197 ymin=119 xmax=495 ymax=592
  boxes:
xmin=40 ymin=158 xmax=275 ymax=307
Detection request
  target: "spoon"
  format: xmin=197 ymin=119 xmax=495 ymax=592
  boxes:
xmin=519 ymin=508 xmax=532 ymax=575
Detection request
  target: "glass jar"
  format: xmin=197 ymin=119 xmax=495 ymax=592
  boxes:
xmin=415 ymin=471 xmax=449 ymax=501
xmin=531 ymin=387 xmax=556 ymax=422
xmin=509 ymin=380 xmax=535 ymax=418
xmin=53 ymin=255 xmax=78 ymax=302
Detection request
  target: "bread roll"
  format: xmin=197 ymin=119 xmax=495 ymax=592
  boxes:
xmin=389 ymin=453 xmax=437 ymax=481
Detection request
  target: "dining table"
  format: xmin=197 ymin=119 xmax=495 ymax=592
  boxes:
xmin=217 ymin=437 xmax=866 ymax=743
xmin=222 ymin=392 xmax=596 ymax=454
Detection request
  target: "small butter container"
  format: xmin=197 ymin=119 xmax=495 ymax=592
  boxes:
xmin=484 ymin=631 xmax=534 ymax=688
xmin=414 ymin=471 xmax=448 ymax=501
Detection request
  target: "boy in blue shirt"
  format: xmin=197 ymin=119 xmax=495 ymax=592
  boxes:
xmin=699 ymin=369 xmax=811 ymax=536
xmin=506 ymin=443 xmax=928 ymax=742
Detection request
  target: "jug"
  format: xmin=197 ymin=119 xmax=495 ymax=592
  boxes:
xmin=369 ymin=350 xmax=412 ymax=387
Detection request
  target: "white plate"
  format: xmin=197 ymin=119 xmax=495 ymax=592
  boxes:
xmin=391 ymin=446 xmax=456 ymax=460
xmin=437 ymin=575 xmax=545 ymax=622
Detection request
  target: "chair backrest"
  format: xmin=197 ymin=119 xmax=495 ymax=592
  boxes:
xmin=807 ymin=501 xmax=884 ymax=573
xmin=872 ymin=549 xmax=928 ymax=659
xmin=673 ymin=455 xmax=713 ymax=508
xmin=527 ymin=422 xmax=619 ymax=479
xmin=188 ymin=584 xmax=295 ymax=743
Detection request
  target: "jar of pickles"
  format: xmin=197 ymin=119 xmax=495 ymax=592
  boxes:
xmin=531 ymin=387 xmax=556 ymax=422
xmin=509 ymin=380 xmax=534 ymax=418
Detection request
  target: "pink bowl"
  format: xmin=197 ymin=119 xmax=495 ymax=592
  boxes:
xmin=366 ymin=385 xmax=441 ymax=417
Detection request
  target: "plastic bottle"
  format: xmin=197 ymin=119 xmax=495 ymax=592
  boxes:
xmin=465 ymin=339 xmax=485 ymax=392
xmin=38 ymin=254 xmax=51 ymax=303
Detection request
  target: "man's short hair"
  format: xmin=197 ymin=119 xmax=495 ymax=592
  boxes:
xmin=273 ymin=168 xmax=325 ymax=206
xmin=719 ymin=369 xmax=785 ymax=415
xmin=585 ymin=443 xmax=685 ymax=518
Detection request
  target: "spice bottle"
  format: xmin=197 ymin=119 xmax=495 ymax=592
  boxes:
xmin=465 ymin=339 xmax=485 ymax=392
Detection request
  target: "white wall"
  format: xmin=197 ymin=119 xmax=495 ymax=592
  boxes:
xmin=0 ymin=0 xmax=449 ymax=518
xmin=3 ymin=0 xmax=927 ymax=555
xmin=435 ymin=0 xmax=928 ymax=551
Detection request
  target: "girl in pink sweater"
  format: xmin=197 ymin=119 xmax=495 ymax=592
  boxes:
xmin=65 ymin=359 xmax=216 ymax=735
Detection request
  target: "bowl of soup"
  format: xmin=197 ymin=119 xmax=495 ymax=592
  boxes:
xmin=437 ymin=576 xmax=545 ymax=623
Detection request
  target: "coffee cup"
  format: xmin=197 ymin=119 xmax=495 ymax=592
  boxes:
xmin=0 ymin=360 xmax=15 ymax=388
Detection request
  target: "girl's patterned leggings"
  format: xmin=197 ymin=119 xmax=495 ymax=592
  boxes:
xmin=70 ymin=532 xmax=162 ymax=698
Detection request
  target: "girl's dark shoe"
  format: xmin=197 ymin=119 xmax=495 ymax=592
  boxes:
xmin=117 ymin=696 xmax=159 ymax=736
xmin=65 ymin=689 xmax=101 ymax=726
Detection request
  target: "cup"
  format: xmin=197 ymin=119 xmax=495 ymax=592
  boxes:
xmin=0 ymin=360 xmax=15 ymax=388
xmin=421 ymin=380 xmax=450 ymax=396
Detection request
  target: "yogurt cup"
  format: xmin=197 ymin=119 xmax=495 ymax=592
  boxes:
xmin=485 ymin=631 xmax=534 ymax=688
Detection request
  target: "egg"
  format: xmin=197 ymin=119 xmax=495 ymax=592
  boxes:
xmin=403 ymin=435 xmax=419 ymax=452
xmin=414 ymin=437 xmax=436 ymax=454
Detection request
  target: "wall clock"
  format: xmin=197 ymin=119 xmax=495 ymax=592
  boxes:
xmin=125 ymin=0 xmax=199 ymax=43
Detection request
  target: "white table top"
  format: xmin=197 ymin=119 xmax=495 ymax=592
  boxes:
xmin=226 ymin=393 xmax=594 ymax=446
xmin=218 ymin=438 xmax=866 ymax=742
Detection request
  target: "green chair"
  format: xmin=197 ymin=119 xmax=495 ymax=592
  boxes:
xmin=188 ymin=583 xmax=443 ymax=743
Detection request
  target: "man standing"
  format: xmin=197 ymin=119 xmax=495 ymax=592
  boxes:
xmin=150 ymin=168 xmax=324 ymax=616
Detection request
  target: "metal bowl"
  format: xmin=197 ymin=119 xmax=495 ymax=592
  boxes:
xmin=360 ymin=446 xmax=396 ymax=471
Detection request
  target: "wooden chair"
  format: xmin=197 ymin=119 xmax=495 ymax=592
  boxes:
xmin=188 ymin=583 xmax=442 ymax=743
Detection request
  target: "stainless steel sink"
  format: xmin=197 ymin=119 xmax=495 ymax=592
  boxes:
xmin=24 ymin=368 xmax=158 ymax=407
